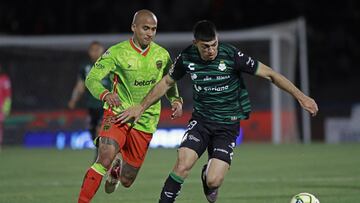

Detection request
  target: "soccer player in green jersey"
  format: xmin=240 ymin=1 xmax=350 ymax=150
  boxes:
xmin=77 ymin=10 xmax=183 ymax=203
xmin=68 ymin=41 xmax=110 ymax=160
xmin=118 ymin=20 xmax=319 ymax=203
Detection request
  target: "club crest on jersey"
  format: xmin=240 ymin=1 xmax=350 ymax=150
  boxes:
xmin=191 ymin=73 xmax=197 ymax=80
xmin=156 ymin=60 xmax=162 ymax=70
xmin=218 ymin=60 xmax=227 ymax=71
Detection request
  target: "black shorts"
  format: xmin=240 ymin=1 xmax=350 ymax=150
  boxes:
xmin=179 ymin=117 xmax=240 ymax=165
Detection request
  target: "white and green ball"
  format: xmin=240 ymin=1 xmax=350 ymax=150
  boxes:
xmin=290 ymin=192 xmax=320 ymax=203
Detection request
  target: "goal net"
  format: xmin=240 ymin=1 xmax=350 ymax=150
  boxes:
xmin=0 ymin=18 xmax=310 ymax=144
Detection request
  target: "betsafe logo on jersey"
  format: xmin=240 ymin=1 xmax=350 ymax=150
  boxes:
xmin=134 ymin=78 xmax=156 ymax=86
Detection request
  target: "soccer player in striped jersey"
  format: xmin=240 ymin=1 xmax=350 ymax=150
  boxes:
xmin=118 ymin=20 xmax=318 ymax=203
xmin=68 ymin=41 xmax=110 ymax=161
xmin=77 ymin=10 xmax=183 ymax=203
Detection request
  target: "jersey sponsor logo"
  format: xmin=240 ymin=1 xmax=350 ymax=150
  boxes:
xmin=188 ymin=63 xmax=195 ymax=71
xmin=214 ymin=148 xmax=229 ymax=154
xmin=218 ymin=60 xmax=227 ymax=71
xmin=203 ymin=85 xmax=229 ymax=92
xmin=188 ymin=134 xmax=200 ymax=142
xmin=156 ymin=60 xmax=162 ymax=70
xmin=191 ymin=73 xmax=197 ymax=80
xmin=237 ymin=51 xmax=244 ymax=57
xmin=134 ymin=78 xmax=156 ymax=86
xmin=194 ymin=84 xmax=229 ymax=92
xmin=216 ymin=75 xmax=230 ymax=80
xmin=203 ymin=76 xmax=212 ymax=81
xmin=181 ymin=132 xmax=200 ymax=143
xmin=194 ymin=84 xmax=202 ymax=92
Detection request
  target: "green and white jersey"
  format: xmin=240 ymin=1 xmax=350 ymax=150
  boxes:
xmin=85 ymin=39 xmax=176 ymax=133
xmin=169 ymin=43 xmax=259 ymax=124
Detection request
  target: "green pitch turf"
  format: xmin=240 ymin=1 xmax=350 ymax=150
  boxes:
xmin=0 ymin=144 xmax=359 ymax=203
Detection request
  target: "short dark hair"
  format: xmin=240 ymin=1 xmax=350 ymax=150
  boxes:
xmin=89 ymin=41 xmax=101 ymax=47
xmin=193 ymin=20 xmax=217 ymax=41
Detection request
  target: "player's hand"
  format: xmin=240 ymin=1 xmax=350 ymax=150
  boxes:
xmin=171 ymin=100 xmax=183 ymax=119
xmin=104 ymin=93 xmax=121 ymax=108
xmin=299 ymin=96 xmax=318 ymax=117
xmin=68 ymin=100 xmax=76 ymax=109
xmin=116 ymin=105 xmax=144 ymax=124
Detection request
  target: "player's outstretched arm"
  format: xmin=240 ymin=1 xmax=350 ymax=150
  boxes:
xmin=117 ymin=74 xmax=176 ymax=124
xmin=255 ymin=62 xmax=319 ymax=117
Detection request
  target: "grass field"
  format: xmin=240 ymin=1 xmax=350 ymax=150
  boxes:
xmin=0 ymin=144 xmax=359 ymax=203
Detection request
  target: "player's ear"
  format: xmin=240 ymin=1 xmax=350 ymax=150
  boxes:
xmin=131 ymin=24 xmax=136 ymax=32
xmin=192 ymin=39 xmax=197 ymax=46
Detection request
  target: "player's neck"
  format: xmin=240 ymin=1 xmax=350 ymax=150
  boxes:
xmin=131 ymin=38 xmax=148 ymax=50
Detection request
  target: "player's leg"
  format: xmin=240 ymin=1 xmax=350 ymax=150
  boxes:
xmin=78 ymin=137 xmax=119 ymax=203
xmin=201 ymin=123 xmax=238 ymax=203
xmin=159 ymin=119 xmax=209 ymax=203
xmin=120 ymin=127 xmax=152 ymax=187
xmin=159 ymin=147 xmax=199 ymax=203
xmin=201 ymin=159 xmax=229 ymax=203
xmin=78 ymin=110 xmax=123 ymax=203
xmin=104 ymin=152 xmax=122 ymax=193
xmin=105 ymin=125 xmax=152 ymax=192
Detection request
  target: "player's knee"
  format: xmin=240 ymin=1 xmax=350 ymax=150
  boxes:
xmin=98 ymin=159 xmax=112 ymax=169
xmin=96 ymin=155 xmax=113 ymax=169
xmin=97 ymin=148 xmax=117 ymax=169
xmin=174 ymin=162 xmax=191 ymax=178
xmin=206 ymin=175 xmax=223 ymax=189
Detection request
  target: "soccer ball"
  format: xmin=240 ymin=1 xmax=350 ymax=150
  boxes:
xmin=290 ymin=192 xmax=320 ymax=203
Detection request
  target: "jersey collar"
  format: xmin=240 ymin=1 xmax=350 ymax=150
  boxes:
xmin=129 ymin=38 xmax=150 ymax=56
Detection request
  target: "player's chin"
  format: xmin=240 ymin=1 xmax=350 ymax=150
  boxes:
xmin=143 ymin=38 xmax=152 ymax=45
xmin=207 ymin=56 xmax=216 ymax=61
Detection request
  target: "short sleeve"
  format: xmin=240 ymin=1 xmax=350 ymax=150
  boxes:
xmin=169 ymin=54 xmax=186 ymax=81
xmin=234 ymin=49 xmax=259 ymax=75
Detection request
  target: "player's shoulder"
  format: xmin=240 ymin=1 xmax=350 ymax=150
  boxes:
xmin=101 ymin=40 xmax=131 ymax=58
xmin=108 ymin=40 xmax=130 ymax=51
